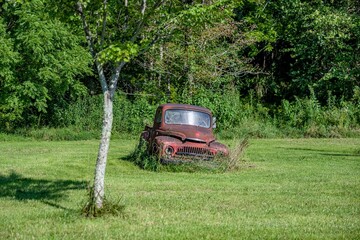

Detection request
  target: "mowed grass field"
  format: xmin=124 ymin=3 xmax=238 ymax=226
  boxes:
xmin=0 ymin=138 xmax=359 ymax=239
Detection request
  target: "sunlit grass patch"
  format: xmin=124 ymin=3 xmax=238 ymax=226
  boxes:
xmin=0 ymin=138 xmax=359 ymax=239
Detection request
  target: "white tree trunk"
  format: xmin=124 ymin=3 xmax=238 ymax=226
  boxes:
xmin=77 ymin=0 xmax=163 ymax=211
xmin=93 ymin=90 xmax=113 ymax=208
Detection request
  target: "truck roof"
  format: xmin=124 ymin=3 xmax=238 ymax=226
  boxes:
xmin=159 ymin=103 xmax=212 ymax=115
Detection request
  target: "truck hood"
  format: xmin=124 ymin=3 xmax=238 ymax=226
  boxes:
xmin=158 ymin=125 xmax=215 ymax=145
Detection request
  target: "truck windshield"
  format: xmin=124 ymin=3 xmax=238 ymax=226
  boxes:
xmin=164 ymin=109 xmax=211 ymax=128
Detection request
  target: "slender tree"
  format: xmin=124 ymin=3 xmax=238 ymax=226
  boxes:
xmin=75 ymin=0 xmax=170 ymax=209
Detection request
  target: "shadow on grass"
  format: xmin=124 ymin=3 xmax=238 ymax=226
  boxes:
xmin=120 ymin=154 xmax=132 ymax=161
xmin=0 ymin=171 xmax=87 ymax=210
xmin=279 ymin=147 xmax=360 ymax=157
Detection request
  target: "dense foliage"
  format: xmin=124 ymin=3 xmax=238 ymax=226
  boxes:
xmin=0 ymin=0 xmax=92 ymax=130
xmin=0 ymin=0 xmax=359 ymax=137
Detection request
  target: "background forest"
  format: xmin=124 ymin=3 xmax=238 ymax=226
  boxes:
xmin=1 ymin=0 xmax=359 ymax=139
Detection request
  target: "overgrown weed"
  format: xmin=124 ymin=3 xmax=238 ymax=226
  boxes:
xmin=224 ymin=138 xmax=250 ymax=171
xmin=127 ymin=138 xmax=251 ymax=173
xmin=129 ymin=138 xmax=161 ymax=171
xmin=81 ymin=185 xmax=126 ymax=218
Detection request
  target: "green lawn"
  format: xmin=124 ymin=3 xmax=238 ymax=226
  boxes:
xmin=1 ymin=138 xmax=359 ymax=239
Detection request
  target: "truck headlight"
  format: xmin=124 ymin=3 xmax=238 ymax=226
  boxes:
xmin=165 ymin=146 xmax=174 ymax=156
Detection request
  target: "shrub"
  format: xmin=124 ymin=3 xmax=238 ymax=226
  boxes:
xmin=12 ymin=87 xmax=359 ymax=140
xmin=128 ymin=138 xmax=161 ymax=171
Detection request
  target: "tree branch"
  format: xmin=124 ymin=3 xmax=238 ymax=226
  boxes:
xmin=76 ymin=2 xmax=96 ymax=58
xmin=100 ymin=0 xmax=108 ymax=49
xmin=76 ymin=1 xmax=108 ymax=93
xmin=109 ymin=61 xmax=126 ymax=98
xmin=141 ymin=0 xmax=147 ymax=16
xmin=131 ymin=0 xmax=165 ymax=42
xmin=124 ymin=0 xmax=129 ymax=33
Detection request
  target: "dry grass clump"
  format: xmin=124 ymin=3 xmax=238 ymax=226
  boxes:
xmin=222 ymin=138 xmax=251 ymax=171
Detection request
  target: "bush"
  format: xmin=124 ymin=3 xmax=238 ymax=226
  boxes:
xmin=278 ymin=89 xmax=360 ymax=137
xmin=5 ymin=87 xmax=359 ymax=140
xmin=128 ymin=138 xmax=161 ymax=171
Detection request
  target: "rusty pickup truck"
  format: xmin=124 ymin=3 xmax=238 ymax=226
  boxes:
xmin=141 ymin=103 xmax=229 ymax=163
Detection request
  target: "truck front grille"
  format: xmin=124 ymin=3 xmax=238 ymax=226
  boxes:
xmin=176 ymin=146 xmax=214 ymax=157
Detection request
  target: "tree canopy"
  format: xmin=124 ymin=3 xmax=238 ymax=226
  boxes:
xmin=0 ymin=0 xmax=359 ymax=132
